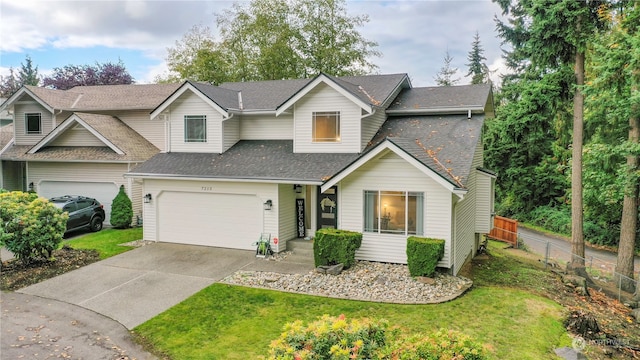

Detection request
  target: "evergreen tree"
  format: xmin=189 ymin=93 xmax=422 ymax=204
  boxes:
xmin=0 ymin=55 xmax=39 ymax=97
xmin=494 ymin=0 xmax=605 ymax=274
xmin=110 ymin=185 xmax=133 ymax=229
xmin=434 ymin=50 xmax=460 ymax=86
xmin=465 ymin=31 xmax=489 ymax=84
xmin=18 ymin=55 xmax=40 ymax=86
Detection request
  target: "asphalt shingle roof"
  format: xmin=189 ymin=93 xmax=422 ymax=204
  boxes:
xmin=388 ymin=84 xmax=491 ymax=111
xmin=128 ymin=140 xmax=360 ymax=182
xmin=189 ymin=81 xmax=240 ymax=110
xmin=367 ymin=114 xmax=485 ymax=187
xmin=1 ymin=113 xmax=158 ymax=162
xmin=24 ymin=83 xmax=181 ymax=111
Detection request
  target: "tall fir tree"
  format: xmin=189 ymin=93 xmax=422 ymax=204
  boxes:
xmin=494 ymin=0 xmax=605 ymax=274
xmin=465 ymin=31 xmax=489 ymax=84
xmin=434 ymin=50 xmax=460 ymax=86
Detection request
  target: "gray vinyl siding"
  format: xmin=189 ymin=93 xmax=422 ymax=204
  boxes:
xmin=167 ymin=92 xmax=224 ymax=153
xmin=14 ymin=102 xmax=53 ymax=146
xmin=117 ymin=110 xmax=166 ymax=151
xmin=452 ymin=137 xmax=484 ymax=275
xmin=240 ymin=114 xmax=294 ymax=140
xmin=129 ymin=174 xmax=143 ymax=227
xmin=475 ymin=171 xmax=494 ymax=233
xmin=1 ymin=161 xmax=23 ymax=191
xmin=50 ymin=127 xmax=104 ymax=147
xmin=339 ymin=151 xmax=453 ymax=268
xmin=27 ymin=162 xmax=129 ymax=192
xmin=360 ymin=83 xmax=402 ymax=151
xmin=277 ymin=183 xmax=297 ymax=252
xmin=141 ymin=179 xmax=278 ymax=243
xmin=223 ymin=117 xmax=240 ymax=152
xmin=361 ymin=109 xmax=386 ymax=151
xmin=293 ymin=83 xmax=361 ymax=153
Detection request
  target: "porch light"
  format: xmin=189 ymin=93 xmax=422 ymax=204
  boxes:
xmin=144 ymin=193 xmax=152 ymax=203
xmin=293 ymin=184 xmax=302 ymax=193
xmin=263 ymin=199 xmax=273 ymax=210
xmin=28 ymin=182 xmax=34 ymax=192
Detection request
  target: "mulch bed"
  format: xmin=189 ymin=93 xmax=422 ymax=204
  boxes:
xmin=1 ymin=246 xmax=100 ymax=291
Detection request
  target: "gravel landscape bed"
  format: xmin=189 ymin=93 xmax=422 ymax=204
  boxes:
xmin=222 ymin=260 xmax=473 ymax=304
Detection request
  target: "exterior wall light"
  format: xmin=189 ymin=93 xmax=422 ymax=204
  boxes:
xmin=293 ymin=184 xmax=303 ymax=193
xmin=144 ymin=193 xmax=152 ymax=203
xmin=263 ymin=199 xmax=273 ymax=210
xmin=28 ymin=182 xmax=34 ymax=192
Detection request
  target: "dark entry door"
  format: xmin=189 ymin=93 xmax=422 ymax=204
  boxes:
xmin=317 ymin=186 xmax=337 ymax=229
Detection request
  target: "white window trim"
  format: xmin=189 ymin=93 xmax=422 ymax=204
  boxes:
xmin=184 ymin=115 xmax=207 ymax=143
xmin=312 ymin=111 xmax=340 ymax=142
xmin=25 ymin=113 xmax=42 ymax=135
xmin=363 ymin=190 xmax=424 ymax=236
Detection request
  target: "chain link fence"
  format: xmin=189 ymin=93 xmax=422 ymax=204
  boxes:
xmin=494 ymin=229 xmax=639 ymax=301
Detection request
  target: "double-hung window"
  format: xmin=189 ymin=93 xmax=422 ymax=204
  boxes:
xmin=184 ymin=115 xmax=206 ymax=142
xmin=312 ymin=111 xmax=340 ymax=142
xmin=25 ymin=113 xmax=42 ymax=135
xmin=364 ymin=191 xmax=424 ymax=235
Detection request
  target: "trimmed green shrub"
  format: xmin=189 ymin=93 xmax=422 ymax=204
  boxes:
xmin=110 ymin=185 xmax=133 ymax=229
xmin=406 ymin=236 xmax=445 ymax=277
xmin=387 ymin=329 xmax=488 ymax=360
xmin=313 ymin=228 xmax=362 ymax=268
xmin=0 ymin=191 xmax=68 ymax=264
xmin=267 ymin=314 xmax=389 ymax=360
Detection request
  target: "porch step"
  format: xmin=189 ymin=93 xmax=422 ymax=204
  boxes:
xmin=285 ymin=239 xmax=314 ymax=263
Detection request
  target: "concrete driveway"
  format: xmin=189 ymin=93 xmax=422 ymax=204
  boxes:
xmin=16 ymin=243 xmax=261 ymax=329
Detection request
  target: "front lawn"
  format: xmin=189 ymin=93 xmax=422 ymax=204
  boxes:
xmin=133 ymin=242 xmax=571 ymax=360
xmin=65 ymin=227 xmax=143 ymax=258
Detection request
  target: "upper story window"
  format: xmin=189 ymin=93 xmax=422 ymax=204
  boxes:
xmin=25 ymin=113 xmax=42 ymax=135
xmin=313 ymin=111 xmax=340 ymax=142
xmin=184 ymin=115 xmax=207 ymax=143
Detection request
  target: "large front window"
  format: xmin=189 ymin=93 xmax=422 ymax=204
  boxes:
xmin=364 ymin=191 xmax=424 ymax=235
xmin=184 ymin=115 xmax=207 ymax=142
xmin=313 ymin=111 xmax=340 ymax=142
xmin=26 ymin=113 xmax=41 ymax=134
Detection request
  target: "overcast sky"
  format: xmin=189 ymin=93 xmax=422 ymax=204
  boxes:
xmin=0 ymin=0 xmax=509 ymax=87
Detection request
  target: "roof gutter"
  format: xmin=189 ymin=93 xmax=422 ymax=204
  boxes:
xmin=386 ymin=106 xmax=485 ymax=116
xmin=123 ymin=173 xmax=323 ymax=185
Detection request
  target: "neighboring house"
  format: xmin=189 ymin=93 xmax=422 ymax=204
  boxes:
xmin=0 ymin=84 xmax=181 ymax=223
xmin=125 ymin=73 xmax=496 ymax=275
xmin=0 ymin=98 xmax=11 ymax=127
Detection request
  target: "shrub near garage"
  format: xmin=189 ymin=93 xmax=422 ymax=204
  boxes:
xmin=313 ymin=229 xmax=362 ymax=269
xmin=0 ymin=191 xmax=68 ymax=264
xmin=110 ymin=185 xmax=133 ymax=228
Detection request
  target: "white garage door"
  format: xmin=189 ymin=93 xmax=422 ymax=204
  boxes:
xmin=158 ymin=192 xmax=262 ymax=250
xmin=38 ymin=181 xmax=119 ymax=225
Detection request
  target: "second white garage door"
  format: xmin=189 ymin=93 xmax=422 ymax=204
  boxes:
xmin=157 ymin=192 xmax=262 ymax=249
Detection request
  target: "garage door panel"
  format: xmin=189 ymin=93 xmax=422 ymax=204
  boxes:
xmin=158 ymin=192 xmax=262 ymax=249
xmin=38 ymin=181 xmax=118 ymax=225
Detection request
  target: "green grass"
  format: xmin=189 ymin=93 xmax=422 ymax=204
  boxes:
xmin=133 ymin=241 xmax=571 ymax=360
xmin=64 ymin=227 xmax=143 ymax=259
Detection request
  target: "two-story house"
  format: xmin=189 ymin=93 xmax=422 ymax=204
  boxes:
xmin=0 ymin=73 xmax=494 ymax=275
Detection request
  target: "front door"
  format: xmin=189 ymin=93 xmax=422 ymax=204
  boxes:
xmin=317 ymin=186 xmax=337 ymax=229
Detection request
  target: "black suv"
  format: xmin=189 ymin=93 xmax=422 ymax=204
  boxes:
xmin=49 ymin=195 xmax=105 ymax=233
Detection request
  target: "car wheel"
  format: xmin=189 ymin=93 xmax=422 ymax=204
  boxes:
xmin=90 ymin=216 xmax=103 ymax=232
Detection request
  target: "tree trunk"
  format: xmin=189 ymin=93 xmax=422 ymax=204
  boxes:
xmin=569 ymin=50 xmax=587 ymax=273
xmin=615 ymin=107 xmax=639 ymax=294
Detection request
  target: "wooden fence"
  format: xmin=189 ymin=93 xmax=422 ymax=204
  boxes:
xmin=488 ymin=215 xmax=518 ymax=248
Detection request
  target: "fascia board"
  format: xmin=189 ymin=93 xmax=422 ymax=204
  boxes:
xmin=1 ymin=87 xmax=54 ymax=114
xmin=150 ymin=82 xmax=228 ymax=119
xmin=28 ymin=114 xmax=124 ymax=155
xmin=276 ymin=74 xmax=373 ymax=116
xmin=321 ymin=139 xmax=458 ymax=193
